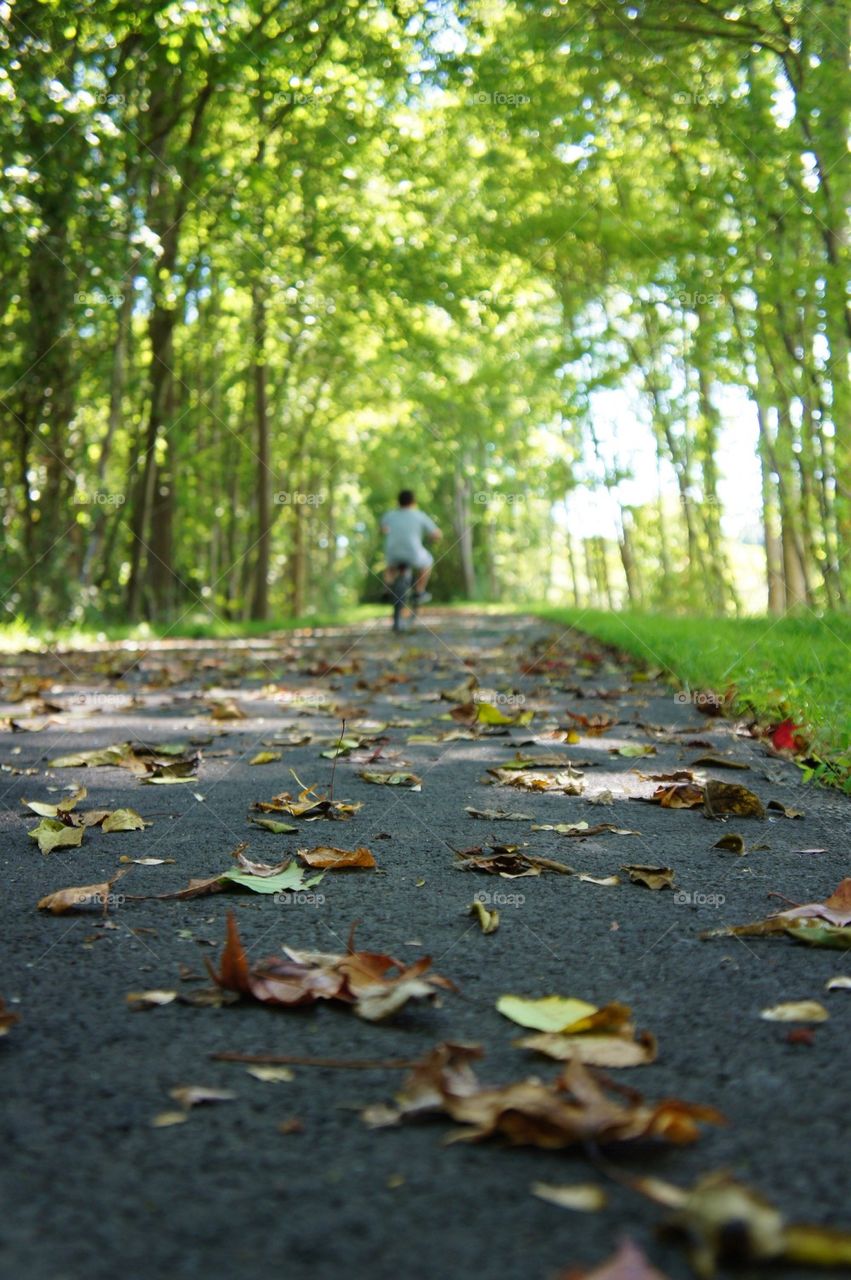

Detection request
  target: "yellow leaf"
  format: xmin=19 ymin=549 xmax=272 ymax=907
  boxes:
xmin=496 ymin=994 xmax=599 ymax=1033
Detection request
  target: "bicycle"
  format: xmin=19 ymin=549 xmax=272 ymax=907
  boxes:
xmin=388 ymin=563 xmax=419 ymax=633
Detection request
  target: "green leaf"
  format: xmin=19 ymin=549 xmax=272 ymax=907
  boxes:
xmin=218 ymin=865 xmax=324 ymax=894
xmin=28 ymin=818 xmax=85 ymax=854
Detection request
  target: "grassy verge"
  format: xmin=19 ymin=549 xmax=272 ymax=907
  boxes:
xmin=0 ymin=605 xmax=386 ymax=652
xmin=528 ymin=606 xmax=851 ymax=790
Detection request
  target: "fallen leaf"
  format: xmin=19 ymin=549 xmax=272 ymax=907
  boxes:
xmin=246 ymin=1065 xmax=295 ymax=1083
xmin=152 ymin=1110 xmax=188 ymax=1128
xmin=250 ymin=817 xmax=299 ymax=834
xmin=208 ymin=699 xmax=246 ymax=721
xmin=519 ymin=1029 xmax=657 ymax=1068
xmin=614 ymin=744 xmax=656 ymax=758
xmin=359 ymin=769 xmax=421 ymax=789
xmin=689 ymin=754 xmax=749 ymax=770
xmin=487 ymin=768 xmax=583 ymax=794
xmin=101 ymin=808 xmax=149 ymax=832
xmin=209 ymin=912 xmax=454 ymax=1021
xmin=249 ymin=751 xmax=282 ymax=765
xmin=371 ymin=1043 xmax=723 ymax=1150
xmin=169 ymin=1084 xmax=236 ymax=1108
xmin=639 ymin=783 xmax=704 ymax=809
xmin=253 ymin=782 xmax=361 ymax=820
xmin=468 ymin=900 xmax=500 ymax=934
xmin=126 ymin=990 xmax=178 ymax=1010
xmin=475 ymin=702 xmax=534 ymax=726
xmin=826 ymin=976 xmax=851 ymax=992
xmin=704 ymin=780 xmax=765 ymax=819
xmin=465 ymin=806 xmax=534 ymax=821
xmin=297 ymin=845 xmax=376 ymax=869
xmin=28 ymin=818 xmax=86 ymax=853
xmin=760 ymin=1000 xmax=828 ymax=1023
xmin=767 ymin=800 xmax=804 ymax=819
xmin=38 ymin=869 xmax=129 ymax=914
xmin=578 ymin=874 xmax=621 ymax=887
xmin=497 ymin=995 xmax=632 ymax=1035
xmin=622 ymin=864 xmax=675 ymax=891
xmin=119 ymin=856 xmax=175 ymax=865
xmin=22 ymin=785 xmax=87 ymax=817
xmin=532 ymin=1181 xmax=607 ymax=1212
xmin=713 ymin=833 xmax=745 ymax=854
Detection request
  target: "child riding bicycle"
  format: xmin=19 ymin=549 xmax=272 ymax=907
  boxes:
xmin=381 ymin=489 xmax=442 ymax=604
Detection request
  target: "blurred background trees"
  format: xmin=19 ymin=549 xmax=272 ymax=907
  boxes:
xmin=1 ymin=0 xmax=847 ymax=624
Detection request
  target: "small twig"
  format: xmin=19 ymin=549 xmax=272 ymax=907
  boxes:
xmin=329 ymin=717 xmax=346 ymax=800
xmin=210 ymin=1051 xmax=418 ymax=1069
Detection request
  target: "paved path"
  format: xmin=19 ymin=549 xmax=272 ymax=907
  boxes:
xmin=2 ymin=610 xmax=849 ymax=1279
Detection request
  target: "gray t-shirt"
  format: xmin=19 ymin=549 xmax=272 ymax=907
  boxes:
xmin=382 ymin=508 xmax=439 ymax=564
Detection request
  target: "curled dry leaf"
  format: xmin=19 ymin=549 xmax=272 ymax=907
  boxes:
xmin=465 ymin=806 xmax=534 ymax=821
xmin=456 ymin=845 xmax=575 ymax=878
xmin=702 ymin=878 xmax=851 ymax=944
xmin=126 ymin=990 xmax=178 ymax=1010
xmin=519 ymin=1029 xmax=657 ymax=1068
xmin=638 ymin=783 xmax=704 ymax=809
xmin=826 ymin=976 xmax=851 ymax=992
xmin=468 ymin=900 xmax=500 ymax=934
xmin=22 ymin=786 xmax=87 ymax=817
xmin=369 ymin=1042 xmax=722 ymax=1150
xmin=767 ymin=799 xmax=805 ymax=819
xmin=209 ymin=912 xmax=454 ymax=1022
xmin=254 ymin=783 xmax=361 ymax=820
xmin=38 ymin=868 xmax=129 ymax=915
xmin=487 ymin=768 xmax=583 ymax=794
xmin=246 ymin=1065 xmax=295 ymax=1082
xmin=531 ymin=1181 xmax=607 ymax=1212
xmin=713 ymin=833 xmax=745 ymax=854
xmin=760 ymin=1000 xmax=829 ymax=1023
xmin=533 ymin=822 xmax=639 ymax=838
xmin=169 ymin=1084 xmax=236 ymax=1108
xmin=297 ymin=845 xmax=376 ymax=869
xmin=359 ymin=769 xmax=422 ymax=789
xmin=703 ymin=780 xmax=765 ymax=819
xmin=622 ymin=864 xmax=675 ymax=891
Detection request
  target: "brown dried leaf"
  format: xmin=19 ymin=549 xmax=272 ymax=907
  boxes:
xmin=298 ymin=845 xmax=377 ymax=869
xmin=622 ymin=864 xmax=675 ymax=891
xmin=704 ymin=780 xmax=766 ymax=819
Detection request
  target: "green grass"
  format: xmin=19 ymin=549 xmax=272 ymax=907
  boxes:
xmin=0 ymin=604 xmax=386 ymax=652
xmin=528 ymin=606 xmax=851 ymax=789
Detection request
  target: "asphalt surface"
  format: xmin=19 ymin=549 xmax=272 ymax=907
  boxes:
xmin=1 ymin=609 xmax=850 ymax=1280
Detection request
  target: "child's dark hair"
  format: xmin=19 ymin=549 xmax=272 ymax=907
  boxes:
xmin=398 ymin=489 xmax=415 ymax=507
